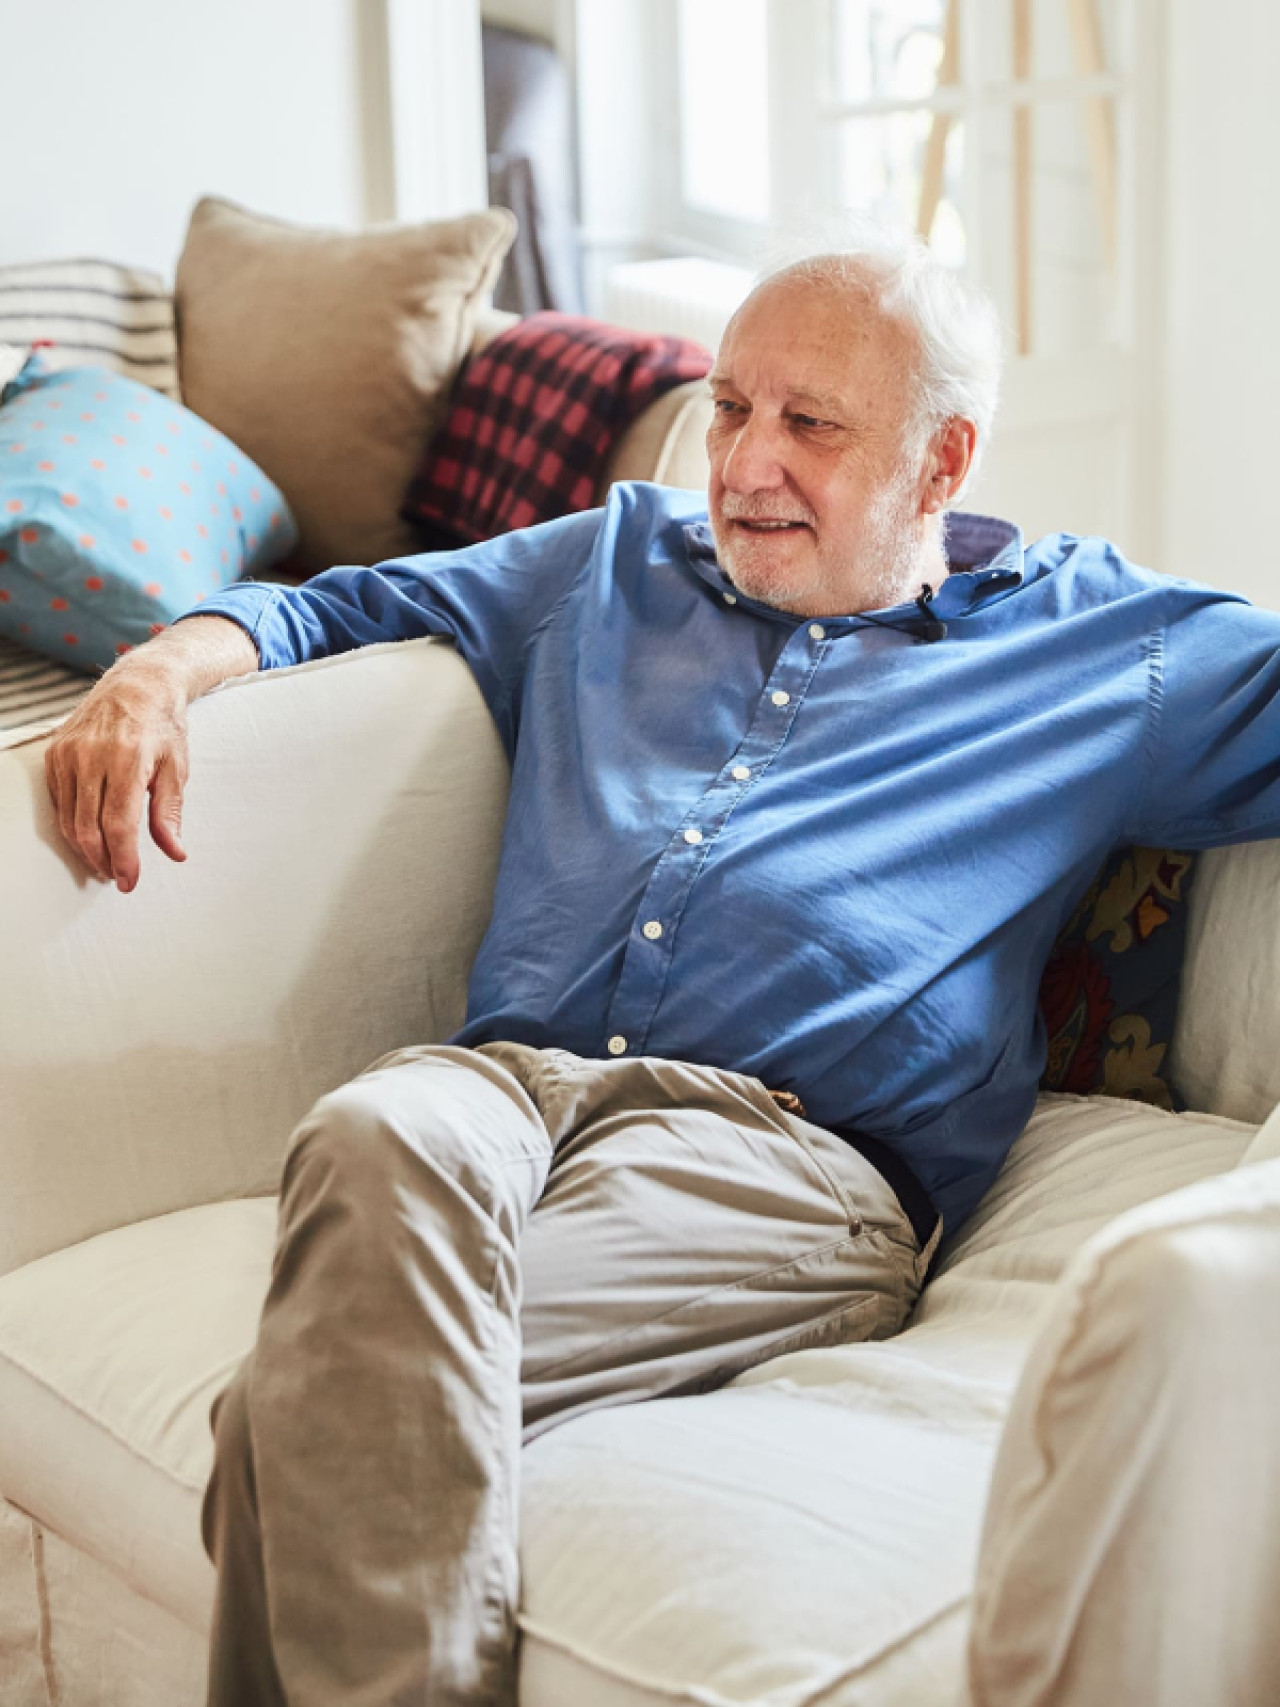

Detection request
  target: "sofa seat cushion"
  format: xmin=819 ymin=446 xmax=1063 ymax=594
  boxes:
xmin=0 ymin=1095 xmax=1254 ymax=1702
xmin=0 ymin=1197 xmax=275 ymax=1631
xmin=516 ymin=1095 xmax=1254 ymax=1707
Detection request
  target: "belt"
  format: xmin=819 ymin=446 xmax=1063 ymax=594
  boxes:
xmin=767 ymin=1090 xmax=940 ymax=1250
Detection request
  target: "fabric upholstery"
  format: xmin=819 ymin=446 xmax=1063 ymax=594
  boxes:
xmin=599 ymin=376 xmax=713 ymax=494
xmin=0 ymin=352 xmax=295 ymax=670
xmin=0 ymin=1508 xmax=209 ymax=1707
xmin=967 ymin=1154 xmax=1280 ymax=1707
xmin=0 ymin=637 xmax=508 ymax=1276
xmin=174 ymin=196 xmax=516 ymax=571
xmin=1171 ymin=836 xmax=1280 ymax=1121
xmin=3 ymin=1096 xmax=1246 ymax=1706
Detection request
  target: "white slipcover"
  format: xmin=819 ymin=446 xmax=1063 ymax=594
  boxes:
xmin=1 ymin=638 xmax=1278 ymax=1706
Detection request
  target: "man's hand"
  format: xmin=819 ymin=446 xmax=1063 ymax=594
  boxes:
xmin=43 ymin=615 xmax=259 ymax=892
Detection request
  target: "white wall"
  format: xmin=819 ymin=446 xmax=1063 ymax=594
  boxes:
xmin=0 ymin=0 xmax=487 ymax=284
xmin=1159 ymin=1 xmax=1280 ymax=608
xmin=0 ymin=0 xmax=380 ymax=279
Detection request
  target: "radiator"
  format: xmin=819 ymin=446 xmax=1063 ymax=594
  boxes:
xmin=601 ymin=257 xmax=753 ymax=352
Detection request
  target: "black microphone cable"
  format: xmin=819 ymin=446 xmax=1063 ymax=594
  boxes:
xmin=853 ymin=582 xmax=948 ymax=644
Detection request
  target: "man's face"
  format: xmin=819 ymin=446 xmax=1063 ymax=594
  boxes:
xmin=707 ymin=273 xmax=931 ymax=618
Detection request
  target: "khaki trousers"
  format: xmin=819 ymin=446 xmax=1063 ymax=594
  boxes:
xmin=201 ymin=1041 xmax=937 ymax=1707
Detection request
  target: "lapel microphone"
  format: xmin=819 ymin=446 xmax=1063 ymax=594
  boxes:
xmin=855 ymin=583 xmax=948 ymax=644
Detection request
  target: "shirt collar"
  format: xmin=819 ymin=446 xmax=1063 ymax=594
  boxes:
xmin=682 ymin=510 xmax=1025 ymax=628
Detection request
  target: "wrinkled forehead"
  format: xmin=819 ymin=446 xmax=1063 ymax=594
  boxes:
xmin=713 ymin=271 xmax=919 ymax=412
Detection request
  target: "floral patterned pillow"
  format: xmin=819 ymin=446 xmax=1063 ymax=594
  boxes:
xmin=1038 ymin=846 xmax=1197 ymax=1110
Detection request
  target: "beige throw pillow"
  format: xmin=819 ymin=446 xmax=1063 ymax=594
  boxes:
xmin=175 ymin=197 xmax=516 ymax=573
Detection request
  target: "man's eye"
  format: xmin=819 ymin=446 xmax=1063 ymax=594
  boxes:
xmin=712 ymin=397 xmax=743 ymax=416
xmin=792 ymin=413 xmax=831 ymax=431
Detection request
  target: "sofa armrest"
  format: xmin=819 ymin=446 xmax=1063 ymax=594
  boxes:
xmin=0 ymin=638 xmax=509 ymax=1278
xmin=966 ymin=1153 xmax=1280 ymax=1706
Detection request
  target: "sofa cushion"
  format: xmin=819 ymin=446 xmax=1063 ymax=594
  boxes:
xmin=0 ymin=1198 xmax=274 ymax=1632
xmin=514 ymin=1096 xmax=1253 ymax=1706
xmin=0 ymin=351 xmax=296 ymax=671
xmin=1171 ymin=835 xmax=1280 ymax=1124
xmin=175 ymin=196 xmax=516 ymax=572
xmin=0 ymin=1093 xmax=1251 ymax=1704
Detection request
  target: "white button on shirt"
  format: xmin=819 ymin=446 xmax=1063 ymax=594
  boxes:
xmin=731 ymin=765 xmax=751 ymax=781
xmin=771 ymin=690 xmax=790 ymax=707
xmin=722 ymin=592 xmax=737 ymax=605
xmin=683 ymin=827 xmax=703 ymax=845
xmin=607 ymin=1035 xmax=628 ymax=1055
xmin=809 ymin=623 xmax=826 ymax=640
xmin=642 ymin=920 xmax=663 ymax=940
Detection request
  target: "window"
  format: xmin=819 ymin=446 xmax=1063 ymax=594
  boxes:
xmin=663 ymin=0 xmax=1135 ymax=359
xmin=577 ymin=0 xmax=1164 ymax=551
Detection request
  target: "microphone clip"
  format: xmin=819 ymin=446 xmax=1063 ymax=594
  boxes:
xmin=915 ymin=583 xmax=948 ymax=644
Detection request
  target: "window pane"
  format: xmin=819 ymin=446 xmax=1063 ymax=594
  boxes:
xmin=678 ymin=0 xmax=770 ymax=222
xmin=983 ymin=0 xmax=1123 ymax=84
xmin=833 ymin=0 xmax=949 ymax=104
xmin=836 ymin=111 xmax=966 ymax=267
xmin=980 ymin=94 xmax=1119 ymax=353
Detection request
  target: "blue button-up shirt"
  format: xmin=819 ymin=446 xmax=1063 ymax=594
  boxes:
xmin=188 ymin=483 xmax=1280 ymax=1232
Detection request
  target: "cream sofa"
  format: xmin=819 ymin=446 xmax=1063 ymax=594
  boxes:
xmin=3 ymin=629 xmax=1280 ymax=1707
xmin=4 ymin=269 xmax=1280 ymax=1703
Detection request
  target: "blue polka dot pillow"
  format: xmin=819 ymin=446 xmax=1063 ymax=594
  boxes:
xmin=0 ymin=350 xmax=296 ymax=671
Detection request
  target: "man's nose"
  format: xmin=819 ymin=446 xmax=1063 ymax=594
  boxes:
xmin=719 ymin=416 xmax=786 ymax=492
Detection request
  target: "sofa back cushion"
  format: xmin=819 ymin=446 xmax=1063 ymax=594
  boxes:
xmin=1170 ymin=837 xmax=1280 ymax=1123
xmin=0 ymin=638 xmax=509 ymax=1277
xmin=175 ymin=197 xmax=516 ymax=573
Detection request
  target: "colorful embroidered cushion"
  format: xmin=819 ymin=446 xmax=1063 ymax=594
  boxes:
xmin=1039 ymin=846 xmax=1197 ymax=1110
xmin=0 ymin=352 xmax=296 ymax=672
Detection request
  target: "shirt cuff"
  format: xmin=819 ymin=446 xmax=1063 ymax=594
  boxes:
xmin=172 ymin=582 xmax=293 ymax=670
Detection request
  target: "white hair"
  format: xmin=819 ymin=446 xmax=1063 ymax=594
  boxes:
xmin=753 ymin=217 xmax=1005 ymax=498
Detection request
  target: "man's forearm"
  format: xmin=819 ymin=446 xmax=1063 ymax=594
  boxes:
xmin=109 ymin=614 xmax=260 ymax=709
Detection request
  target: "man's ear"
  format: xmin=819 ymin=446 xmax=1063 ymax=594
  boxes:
xmin=921 ymin=417 xmax=977 ymax=515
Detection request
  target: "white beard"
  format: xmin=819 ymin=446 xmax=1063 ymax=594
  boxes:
xmin=716 ymin=470 xmax=927 ymax=617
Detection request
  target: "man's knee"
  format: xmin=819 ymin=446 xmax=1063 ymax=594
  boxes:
xmin=281 ymin=1053 xmax=545 ymax=1221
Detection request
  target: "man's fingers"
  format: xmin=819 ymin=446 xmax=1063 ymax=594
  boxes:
xmin=47 ymin=747 xmax=79 ymax=860
xmin=148 ymin=750 xmax=188 ymax=866
xmin=72 ymin=764 xmax=111 ymax=880
xmin=100 ymin=764 xmax=149 ymax=893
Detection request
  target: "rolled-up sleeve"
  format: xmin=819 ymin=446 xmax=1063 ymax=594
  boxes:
xmin=179 ymin=507 xmax=605 ymax=733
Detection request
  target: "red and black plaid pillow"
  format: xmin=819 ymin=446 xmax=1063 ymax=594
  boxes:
xmin=401 ymin=312 xmax=711 ymax=550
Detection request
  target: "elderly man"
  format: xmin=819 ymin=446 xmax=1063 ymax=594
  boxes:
xmin=44 ymin=229 xmax=1280 ymax=1706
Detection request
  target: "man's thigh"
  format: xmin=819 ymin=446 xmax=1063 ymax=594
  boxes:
xmin=484 ymin=1045 xmax=930 ymax=1442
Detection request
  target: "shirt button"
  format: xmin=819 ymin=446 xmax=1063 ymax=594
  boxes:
xmin=809 ymin=623 xmax=826 ymax=640
xmin=723 ymin=591 xmax=738 ymax=605
xmin=642 ymin=919 xmax=663 ymax=940
xmin=607 ymin=1034 xmax=628 ymax=1055
xmin=771 ymin=690 xmax=790 ymax=707
xmin=683 ymin=827 xmax=703 ymax=845
xmin=731 ymin=764 xmax=751 ymax=781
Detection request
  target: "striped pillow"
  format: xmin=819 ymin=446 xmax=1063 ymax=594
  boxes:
xmin=0 ymin=259 xmax=178 ymax=398
xmin=0 ymin=632 xmax=89 ymax=739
